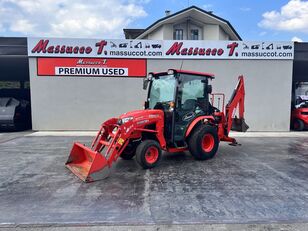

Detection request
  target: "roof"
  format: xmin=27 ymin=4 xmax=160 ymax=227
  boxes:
xmin=171 ymin=69 xmax=215 ymax=79
xmin=151 ymin=69 xmax=215 ymax=79
xmin=123 ymin=29 xmax=145 ymax=39
xmin=135 ymin=5 xmax=241 ymax=40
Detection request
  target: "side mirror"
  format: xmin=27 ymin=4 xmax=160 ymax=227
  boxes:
xmin=143 ymin=78 xmax=149 ymax=90
xmin=207 ymin=85 xmax=212 ymax=94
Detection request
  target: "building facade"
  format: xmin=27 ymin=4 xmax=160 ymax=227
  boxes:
xmin=1 ymin=6 xmax=305 ymax=132
xmin=124 ymin=6 xmax=241 ymax=41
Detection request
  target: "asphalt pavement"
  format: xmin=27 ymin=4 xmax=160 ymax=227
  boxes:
xmin=0 ymin=132 xmax=307 ymax=230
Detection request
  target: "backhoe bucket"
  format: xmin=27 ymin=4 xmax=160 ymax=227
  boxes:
xmin=65 ymin=142 xmax=110 ymax=182
xmin=231 ymin=118 xmax=249 ymax=132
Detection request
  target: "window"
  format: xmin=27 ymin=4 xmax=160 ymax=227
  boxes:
xmin=173 ymin=29 xmax=183 ymax=40
xmin=180 ymin=75 xmax=204 ymax=106
xmin=191 ymin=29 xmax=199 ymax=40
xmin=0 ymin=81 xmax=21 ymax=89
xmin=148 ymin=75 xmax=176 ymax=109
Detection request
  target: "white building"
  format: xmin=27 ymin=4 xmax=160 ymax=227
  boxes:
xmin=124 ymin=6 xmax=241 ymax=41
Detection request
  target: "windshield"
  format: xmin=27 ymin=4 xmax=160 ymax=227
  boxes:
xmin=148 ymin=75 xmax=176 ymax=109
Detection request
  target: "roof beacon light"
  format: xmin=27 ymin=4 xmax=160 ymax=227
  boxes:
xmin=148 ymin=73 xmax=153 ymax=79
xmin=167 ymin=69 xmax=175 ymax=75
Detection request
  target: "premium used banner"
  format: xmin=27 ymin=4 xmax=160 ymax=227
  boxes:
xmin=37 ymin=58 xmax=147 ymax=77
xmin=28 ymin=37 xmax=294 ymax=60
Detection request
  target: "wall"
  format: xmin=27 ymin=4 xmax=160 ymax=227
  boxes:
xmin=163 ymin=24 xmax=173 ymax=40
xmin=148 ymin=27 xmax=164 ymax=40
xmin=203 ymin=24 xmax=219 ymax=40
xmin=218 ymin=26 xmax=229 ymax=40
xmin=147 ymin=59 xmax=293 ymax=131
xmin=29 ymin=58 xmax=147 ymax=130
xmin=30 ymin=57 xmax=293 ymax=131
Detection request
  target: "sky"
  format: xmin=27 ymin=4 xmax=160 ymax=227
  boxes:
xmin=0 ymin=0 xmax=308 ymax=41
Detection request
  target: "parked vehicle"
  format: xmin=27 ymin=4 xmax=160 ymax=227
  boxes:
xmin=0 ymin=97 xmax=31 ymax=131
xmin=291 ymin=95 xmax=308 ymax=131
xmin=66 ymin=69 xmax=248 ymax=182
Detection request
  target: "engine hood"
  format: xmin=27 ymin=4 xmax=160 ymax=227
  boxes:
xmin=119 ymin=109 xmax=160 ymax=119
xmin=119 ymin=110 xmax=148 ymax=119
xmin=118 ymin=109 xmax=164 ymax=122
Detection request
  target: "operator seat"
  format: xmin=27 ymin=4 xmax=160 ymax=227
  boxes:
xmin=182 ymin=99 xmax=197 ymax=111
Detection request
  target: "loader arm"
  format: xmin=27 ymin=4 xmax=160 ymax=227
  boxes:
xmin=225 ymin=76 xmax=249 ymax=134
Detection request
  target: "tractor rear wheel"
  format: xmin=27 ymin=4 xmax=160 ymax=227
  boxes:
xmin=293 ymin=119 xmax=304 ymax=131
xmin=136 ymin=140 xmax=162 ymax=169
xmin=188 ymin=125 xmax=219 ymax=160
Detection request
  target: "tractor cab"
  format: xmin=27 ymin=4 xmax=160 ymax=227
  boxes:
xmin=144 ymin=69 xmax=214 ymax=147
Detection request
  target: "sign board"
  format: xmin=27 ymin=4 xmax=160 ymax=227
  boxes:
xmin=37 ymin=58 xmax=146 ymax=77
xmin=28 ymin=38 xmax=294 ymax=60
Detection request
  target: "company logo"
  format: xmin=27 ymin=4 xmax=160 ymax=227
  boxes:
xmin=76 ymin=59 xmax=106 ymax=65
xmin=182 ymin=112 xmax=196 ymax=121
xmin=165 ymin=42 xmax=239 ymax=57
xmin=31 ymin=39 xmax=108 ymax=55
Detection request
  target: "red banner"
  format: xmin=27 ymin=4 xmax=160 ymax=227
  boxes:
xmin=37 ymin=58 xmax=147 ymax=77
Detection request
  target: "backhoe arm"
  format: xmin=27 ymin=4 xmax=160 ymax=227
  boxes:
xmin=225 ymin=76 xmax=249 ymax=134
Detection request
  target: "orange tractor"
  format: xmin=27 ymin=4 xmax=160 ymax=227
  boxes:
xmin=66 ymin=69 xmax=249 ymax=182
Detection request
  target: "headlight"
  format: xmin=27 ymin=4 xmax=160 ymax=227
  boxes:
xmin=112 ymin=127 xmax=118 ymax=134
xmin=119 ymin=116 xmax=133 ymax=124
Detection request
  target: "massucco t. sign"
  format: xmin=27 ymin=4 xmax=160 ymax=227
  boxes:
xmin=28 ymin=37 xmax=294 ymax=60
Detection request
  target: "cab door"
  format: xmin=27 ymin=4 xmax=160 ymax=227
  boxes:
xmin=174 ymin=75 xmax=209 ymax=143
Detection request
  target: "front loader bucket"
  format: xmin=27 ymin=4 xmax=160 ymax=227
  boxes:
xmin=65 ymin=142 xmax=110 ymax=182
xmin=231 ymin=118 xmax=249 ymax=132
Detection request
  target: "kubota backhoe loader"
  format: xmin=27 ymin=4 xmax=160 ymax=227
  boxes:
xmin=66 ymin=69 xmax=249 ymax=182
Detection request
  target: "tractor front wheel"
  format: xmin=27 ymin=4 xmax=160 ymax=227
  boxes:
xmin=120 ymin=143 xmax=137 ymax=160
xmin=136 ymin=140 xmax=162 ymax=169
xmin=188 ymin=125 xmax=219 ymax=160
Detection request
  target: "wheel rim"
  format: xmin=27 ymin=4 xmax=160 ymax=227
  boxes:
xmin=145 ymin=146 xmax=159 ymax=164
xmin=202 ymin=134 xmax=215 ymax=152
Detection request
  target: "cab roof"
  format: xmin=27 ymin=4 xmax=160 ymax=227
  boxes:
xmin=150 ymin=69 xmax=215 ymax=79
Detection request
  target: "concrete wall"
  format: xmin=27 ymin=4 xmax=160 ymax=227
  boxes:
xmin=29 ymin=58 xmax=293 ymax=131
xmin=148 ymin=27 xmax=164 ymax=40
xmin=163 ymin=24 xmax=173 ymax=40
xmin=203 ymin=24 xmax=219 ymax=40
xmin=147 ymin=59 xmax=293 ymax=131
xmin=218 ymin=26 xmax=229 ymax=40
xmin=29 ymin=58 xmax=147 ymax=130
